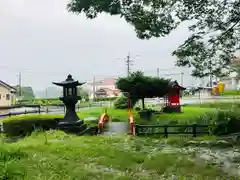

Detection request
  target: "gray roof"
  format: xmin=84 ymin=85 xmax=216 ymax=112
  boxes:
xmin=0 ymin=80 xmax=16 ymax=92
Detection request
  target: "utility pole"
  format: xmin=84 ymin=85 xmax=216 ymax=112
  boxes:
xmin=209 ymin=60 xmax=213 ymax=88
xmin=18 ymin=72 xmax=22 ymax=97
xmin=157 ymin=68 xmax=160 ymax=78
xmin=126 ymin=52 xmax=133 ymax=77
xmin=180 ymin=72 xmax=184 ymax=86
xmin=93 ymin=76 xmax=96 ymax=99
xmin=45 ymin=88 xmax=48 ymax=99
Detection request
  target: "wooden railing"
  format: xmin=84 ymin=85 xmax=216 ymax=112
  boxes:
xmin=129 ymin=110 xmax=134 ymax=135
xmin=98 ymin=109 xmax=109 ymax=133
xmin=135 ymin=124 xmax=212 ymax=137
xmin=0 ymin=109 xmax=41 ymax=118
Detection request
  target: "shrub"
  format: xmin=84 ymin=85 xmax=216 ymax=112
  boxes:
xmin=2 ymin=114 xmax=63 ymax=137
xmin=178 ymin=108 xmax=240 ymax=136
xmin=135 ymin=107 xmax=141 ymax=111
xmin=138 ymin=109 xmax=154 ymax=120
xmin=114 ymin=96 xmax=129 ymax=109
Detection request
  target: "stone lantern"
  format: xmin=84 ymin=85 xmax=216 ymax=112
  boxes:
xmin=53 ymin=74 xmax=85 ymax=123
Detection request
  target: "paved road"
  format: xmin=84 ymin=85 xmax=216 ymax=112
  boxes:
xmin=145 ymin=96 xmax=240 ymax=106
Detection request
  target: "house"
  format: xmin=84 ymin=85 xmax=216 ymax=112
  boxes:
xmin=221 ymin=72 xmax=240 ymax=90
xmin=221 ymin=57 xmax=240 ymax=90
xmin=0 ymin=80 xmax=17 ymax=107
xmin=88 ymin=78 xmax=121 ymax=99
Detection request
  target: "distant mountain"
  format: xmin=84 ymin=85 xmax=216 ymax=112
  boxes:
xmin=34 ymin=86 xmax=91 ymax=99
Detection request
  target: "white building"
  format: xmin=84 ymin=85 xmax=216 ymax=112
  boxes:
xmin=0 ymin=80 xmax=17 ymax=107
xmin=221 ymin=72 xmax=240 ymax=90
xmin=88 ymin=78 xmax=121 ymax=99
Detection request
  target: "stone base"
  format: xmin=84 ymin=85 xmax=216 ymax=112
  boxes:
xmin=56 ymin=120 xmax=88 ymax=134
xmin=163 ymin=106 xmax=181 ymax=113
xmin=57 ymin=120 xmax=84 ymax=127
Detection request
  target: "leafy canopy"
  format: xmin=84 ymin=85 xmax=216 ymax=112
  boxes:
xmin=116 ymin=71 xmax=170 ymax=99
xmin=14 ymin=86 xmax=35 ymax=100
xmin=67 ymin=0 xmax=240 ymax=77
xmin=116 ymin=71 xmax=170 ymax=108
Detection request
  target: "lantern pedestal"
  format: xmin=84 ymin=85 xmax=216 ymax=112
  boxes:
xmin=52 ymin=74 xmax=96 ymax=135
xmin=56 ymin=95 xmax=86 ymax=134
xmin=59 ymin=96 xmax=80 ymax=123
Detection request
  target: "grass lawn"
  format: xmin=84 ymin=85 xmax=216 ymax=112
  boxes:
xmin=223 ymin=90 xmax=240 ymax=96
xmin=0 ymin=130 xmax=233 ymax=180
xmin=1 ymin=107 xmax=133 ymax=125
xmin=3 ymin=101 xmax=239 ymax=126
xmin=135 ymin=106 xmax=215 ymax=125
xmin=78 ymin=107 xmax=134 ymax=122
xmin=139 ymin=102 xmax=240 ymax=125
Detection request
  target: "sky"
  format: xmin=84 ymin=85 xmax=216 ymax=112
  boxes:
xmin=0 ymin=0 xmax=199 ymax=91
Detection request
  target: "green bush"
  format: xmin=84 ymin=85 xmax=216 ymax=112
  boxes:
xmin=114 ymin=96 xmax=128 ymax=109
xmin=2 ymin=114 xmax=63 ymax=137
xmin=135 ymin=107 xmax=141 ymax=111
xmin=178 ymin=108 xmax=240 ymax=136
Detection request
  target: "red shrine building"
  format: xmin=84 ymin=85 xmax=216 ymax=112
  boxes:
xmin=164 ymin=81 xmax=186 ymax=113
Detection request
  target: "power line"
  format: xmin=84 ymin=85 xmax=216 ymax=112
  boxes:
xmin=0 ymin=64 xmax=188 ymax=87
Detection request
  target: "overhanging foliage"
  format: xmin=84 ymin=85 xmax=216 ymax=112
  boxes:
xmin=67 ymin=0 xmax=240 ymax=78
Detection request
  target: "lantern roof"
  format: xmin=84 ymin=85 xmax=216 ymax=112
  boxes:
xmin=52 ymin=74 xmax=85 ymax=87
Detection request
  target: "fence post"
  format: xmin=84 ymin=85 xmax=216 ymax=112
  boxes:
xmin=135 ymin=125 xmax=139 ymax=136
xmin=25 ymin=109 xmax=27 ymax=114
xmin=164 ymin=125 xmax=168 ymax=138
xmin=192 ymin=124 xmax=197 ymax=137
xmin=9 ymin=112 xmax=11 ymax=117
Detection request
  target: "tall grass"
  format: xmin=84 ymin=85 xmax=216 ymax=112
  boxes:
xmin=0 ymin=130 xmax=233 ymax=179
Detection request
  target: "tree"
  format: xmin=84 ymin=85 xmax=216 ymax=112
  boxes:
xmin=67 ymin=0 xmax=240 ymax=77
xmin=14 ymin=86 xmax=35 ymax=100
xmin=77 ymin=87 xmax=89 ymax=101
xmin=116 ymin=71 xmax=169 ymax=109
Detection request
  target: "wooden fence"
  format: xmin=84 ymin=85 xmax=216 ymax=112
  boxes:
xmin=0 ymin=109 xmax=42 ymax=118
xmin=135 ymin=124 xmax=212 ymax=137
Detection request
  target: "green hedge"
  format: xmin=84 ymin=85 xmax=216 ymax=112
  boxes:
xmin=1 ymin=114 xmax=98 ymax=137
xmin=2 ymin=114 xmax=63 ymax=137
